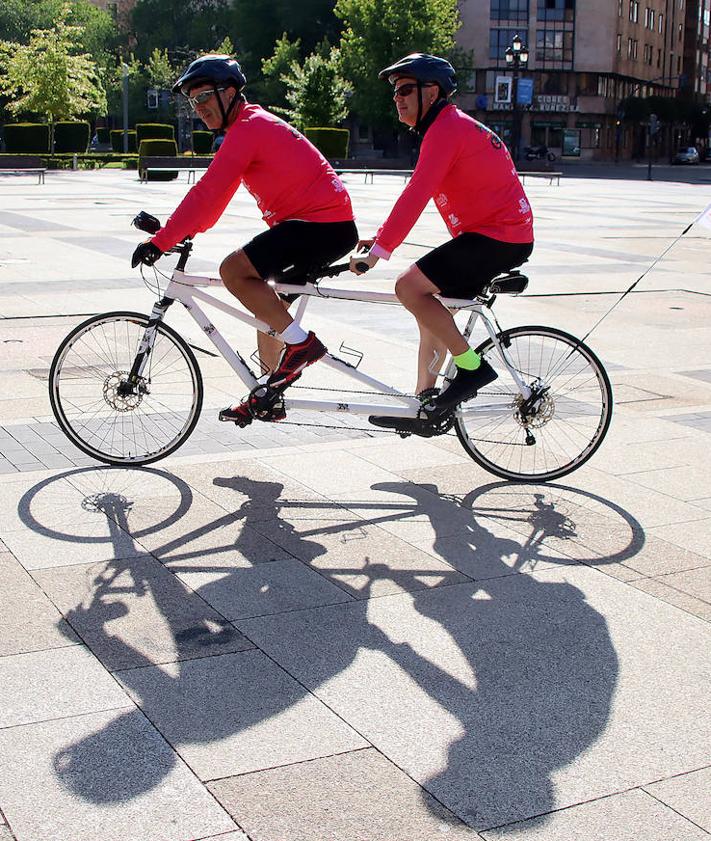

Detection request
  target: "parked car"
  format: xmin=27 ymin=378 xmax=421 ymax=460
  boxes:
xmin=672 ymin=146 xmax=700 ymax=165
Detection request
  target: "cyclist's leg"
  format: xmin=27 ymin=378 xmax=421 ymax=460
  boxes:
xmin=220 ymin=248 xmax=293 ymax=333
xmin=416 ymin=324 xmax=447 ymax=395
xmin=257 ymin=301 xmax=290 ymax=374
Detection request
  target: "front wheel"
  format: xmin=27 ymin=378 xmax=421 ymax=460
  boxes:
xmin=454 ymin=326 xmax=613 ymax=482
xmin=547 ymin=152 xmax=557 ymax=162
xmin=49 ymin=311 xmax=203 ymax=466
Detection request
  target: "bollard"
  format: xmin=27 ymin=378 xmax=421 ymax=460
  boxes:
xmin=72 ymin=153 xmax=78 ymax=170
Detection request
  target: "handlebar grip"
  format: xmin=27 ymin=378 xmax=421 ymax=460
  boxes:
xmin=355 ymin=261 xmax=371 ymax=273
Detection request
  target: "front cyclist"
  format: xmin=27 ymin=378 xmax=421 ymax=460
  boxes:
xmin=350 ymin=54 xmax=534 ymax=429
xmin=131 ymin=54 xmax=358 ymax=426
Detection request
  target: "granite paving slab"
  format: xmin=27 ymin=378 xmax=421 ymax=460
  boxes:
xmin=649 ymin=517 xmax=711 ymax=559
xmin=649 ymin=566 xmax=711 ymax=603
xmin=631 ymin=577 xmax=711 ymax=622
xmin=172 ymin=556 xmax=354 ymax=619
xmin=480 ymin=789 xmax=709 ymax=840
xmin=32 ymin=556 xmax=254 ymax=670
xmin=0 ymin=708 xmax=237 ymax=841
xmin=237 ymin=564 xmax=711 ymax=831
xmin=208 ymin=748 xmax=477 ymax=841
xmin=0 ymin=646 xmax=131 ymax=728
xmin=248 ymin=515 xmax=470 ymax=598
xmin=644 ymin=767 xmax=711 ymax=832
xmin=261 ymin=449 xmax=401 ymax=495
xmin=116 ymin=649 xmax=367 ymax=780
xmin=0 ymin=553 xmax=80 ymax=654
xmin=1 ymin=519 xmax=144 ymax=571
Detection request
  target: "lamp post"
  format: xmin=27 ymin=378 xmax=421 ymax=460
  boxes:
xmin=505 ymin=34 xmax=529 ymax=164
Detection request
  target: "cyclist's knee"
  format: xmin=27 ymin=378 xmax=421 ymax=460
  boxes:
xmin=395 ymin=267 xmax=431 ymax=305
xmin=220 ymin=250 xmax=256 ymax=291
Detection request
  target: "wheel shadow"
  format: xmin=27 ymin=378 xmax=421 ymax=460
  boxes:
xmin=17 ymin=467 xmax=641 ymax=831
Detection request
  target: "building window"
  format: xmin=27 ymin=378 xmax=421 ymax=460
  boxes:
xmin=617 ymin=32 xmax=622 ymax=53
xmin=679 ymin=22 xmax=683 ymax=41
xmin=536 ymin=28 xmax=574 ymax=62
xmin=489 ymin=28 xmax=524 ymax=60
xmin=657 ymin=47 xmax=662 ymax=67
xmin=644 ymin=6 xmax=649 ymax=26
xmin=658 ymin=13 xmax=663 ymax=32
xmin=491 ymin=0 xmax=529 ymax=21
xmin=644 ymin=43 xmax=653 ymax=63
xmin=537 ymin=0 xmax=575 ymax=23
xmin=649 ymin=9 xmax=654 ymax=28
xmin=629 ymin=0 xmax=639 ymax=22
xmin=618 ymin=0 xmax=623 ymax=15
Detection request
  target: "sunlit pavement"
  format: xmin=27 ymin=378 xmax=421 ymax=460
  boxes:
xmin=0 ymin=167 xmax=709 ymax=841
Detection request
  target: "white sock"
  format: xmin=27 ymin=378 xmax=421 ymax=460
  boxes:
xmin=280 ymin=322 xmax=308 ymax=344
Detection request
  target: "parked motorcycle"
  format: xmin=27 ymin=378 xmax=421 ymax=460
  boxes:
xmin=524 ymin=145 xmax=557 ymax=162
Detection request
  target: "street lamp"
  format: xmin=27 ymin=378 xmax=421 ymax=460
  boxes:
xmin=504 ymin=34 xmax=529 ymax=164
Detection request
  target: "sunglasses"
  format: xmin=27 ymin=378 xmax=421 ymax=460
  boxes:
xmin=393 ymin=82 xmax=436 ymax=99
xmin=187 ymin=87 xmax=226 ymax=109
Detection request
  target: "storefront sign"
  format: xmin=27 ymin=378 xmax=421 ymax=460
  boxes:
xmin=534 ymin=94 xmax=580 ymax=112
xmin=517 ymin=78 xmax=534 ymax=106
xmin=495 ymin=76 xmax=512 ymax=104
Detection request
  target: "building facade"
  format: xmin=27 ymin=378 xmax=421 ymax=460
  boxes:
xmin=456 ymin=0 xmax=710 ymax=160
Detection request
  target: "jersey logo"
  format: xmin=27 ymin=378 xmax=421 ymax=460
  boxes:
xmin=519 ymin=198 xmax=531 ymax=215
xmin=435 ymin=193 xmax=448 ymax=207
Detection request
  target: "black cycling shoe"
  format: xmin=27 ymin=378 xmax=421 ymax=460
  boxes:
xmin=368 ymin=387 xmax=441 ymax=434
xmin=426 ymin=360 xmax=498 ymax=414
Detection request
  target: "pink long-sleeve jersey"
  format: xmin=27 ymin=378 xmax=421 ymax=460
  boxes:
xmin=373 ymin=104 xmax=533 ymax=259
xmin=151 ymin=103 xmax=354 ymax=253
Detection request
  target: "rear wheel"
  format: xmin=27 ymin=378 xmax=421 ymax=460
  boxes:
xmin=454 ymin=326 xmax=612 ymax=482
xmin=49 ymin=311 xmax=203 ymax=466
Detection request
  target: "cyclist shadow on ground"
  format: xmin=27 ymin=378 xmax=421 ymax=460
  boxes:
xmin=19 ymin=468 xmax=640 ymax=831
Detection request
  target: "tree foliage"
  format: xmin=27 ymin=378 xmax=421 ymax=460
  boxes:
xmin=0 ymin=3 xmax=106 ymax=134
xmin=231 ymin=0 xmax=341 ymax=74
xmin=130 ymin=0 xmax=231 ymax=63
xmin=280 ymin=45 xmax=350 ymax=128
xmin=335 ymin=0 xmax=461 ymax=127
xmin=260 ymin=33 xmax=301 ymax=110
xmin=145 ymin=48 xmax=175 ymax=89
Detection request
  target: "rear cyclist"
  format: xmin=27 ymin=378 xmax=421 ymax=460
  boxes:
xmin=350 ymin=54 xmax=534 ymax=429
xmin=131 ymin=54 xmax=358 ymax=426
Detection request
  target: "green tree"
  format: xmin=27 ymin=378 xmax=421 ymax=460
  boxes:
xmin=335 ymin=0 xmax=461 ymax=128
xmin=0 ymin=4 xmax=106 ymax=148
xmin=231 ymin=0 xmax=340 ymax=74
xmin=214 ymin=35 xmax=235 ymax=56
xmin=281 ymin=45 xmax=351 ymax=128
xmin=145 ymin=47 xmax=174 ymax=89
xmin=261 ymin=33 xmax=301 ymax=110
xmin=131 ymin=0 xmax=230 ymax=63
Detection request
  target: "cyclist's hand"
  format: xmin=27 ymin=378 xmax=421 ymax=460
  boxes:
xmin=350 ymin=251 xmax=379 ymax=275
xmin=131 ymin=240 xmax=163 ymax=268
xmin=356 ymin=238 xmax=375 ymax=252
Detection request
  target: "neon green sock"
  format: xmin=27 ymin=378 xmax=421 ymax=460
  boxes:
xmin=453 ymin=348 xmax=481 ymax=371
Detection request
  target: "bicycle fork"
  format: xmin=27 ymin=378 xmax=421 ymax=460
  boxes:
xmin=120 ymin=297 xmax=173 ymax=393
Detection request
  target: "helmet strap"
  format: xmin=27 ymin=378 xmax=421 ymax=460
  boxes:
xmin=214 ymin=85 xmax=243 ymax=131
xmin=414 ymin=82 xmax=424 ymax=131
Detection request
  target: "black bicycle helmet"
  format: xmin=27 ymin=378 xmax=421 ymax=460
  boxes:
xmin=378 ymin=53 xmax=457 ymax=96
xmin=172 ymin=54 xmax=246 ymax=95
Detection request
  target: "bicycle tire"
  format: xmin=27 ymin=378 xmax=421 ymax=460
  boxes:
xmin=49 ymin=311 xmax=203 ymax=466
xmin=454 ymin=326 xmax=613 ymax=482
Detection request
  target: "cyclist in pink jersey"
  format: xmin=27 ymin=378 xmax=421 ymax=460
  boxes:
xmin=131 ymin=55 xmax=358 ymax=426
xmin=350 ymin=54 xmax=534 ymax=428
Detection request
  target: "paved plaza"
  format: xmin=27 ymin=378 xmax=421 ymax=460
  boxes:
xmin=0 ymin=163 xmax=710 ymax=840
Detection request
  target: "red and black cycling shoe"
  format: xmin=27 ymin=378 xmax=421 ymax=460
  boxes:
xmin=219 ymin=396 xmax=286 ymax=427
xmin=267 ymin=331 xmax=327 ymax=389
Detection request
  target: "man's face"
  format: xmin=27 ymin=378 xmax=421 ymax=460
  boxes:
xmin=392 ymin=76 xmax=438 ymax=127
xmin=188 ymin=83 xmax=235 ymax=129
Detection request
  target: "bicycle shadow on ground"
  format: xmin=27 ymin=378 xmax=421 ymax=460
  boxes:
xmin=17 ymin=468 xmax=641 ymax=832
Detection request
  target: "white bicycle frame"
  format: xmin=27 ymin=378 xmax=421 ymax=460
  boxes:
xmin=137 ymin=267 xmax=532 ymax=420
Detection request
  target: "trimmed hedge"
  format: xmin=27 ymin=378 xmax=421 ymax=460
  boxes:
xmin=192 ymin=130 xmax=214 ymax=154
xmin=3 ymin=123 xmax=50 ymax=153
xmin=136 ymin=122 xmax=175 ymax=144
xmin=138 ymin=138 xmax=179 ymax=180
xmin=111 ymin=129 xmax=137 ymax=152
xmin=54 ymin=121 xmax=90 ymax=153
xmin=304 ymin=127 xmax=350 ymax=159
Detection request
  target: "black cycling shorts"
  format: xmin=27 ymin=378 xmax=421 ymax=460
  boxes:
xmin=416 ymin=233 xmax=533 ymax=299
xmin=242 ymin=220 xmax=358 ymax=287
